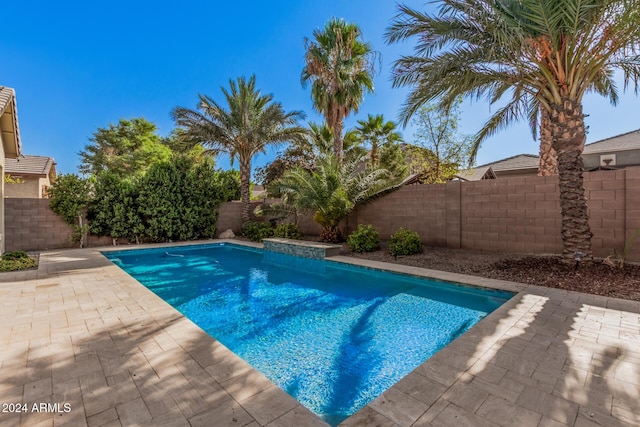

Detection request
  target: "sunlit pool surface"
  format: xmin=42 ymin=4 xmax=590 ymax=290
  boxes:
xmin=104 ymin=243 xmax=512 ymax=425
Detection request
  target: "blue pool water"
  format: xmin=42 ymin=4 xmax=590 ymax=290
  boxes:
xmin=104 ymin=243 xmax=512 ymax=425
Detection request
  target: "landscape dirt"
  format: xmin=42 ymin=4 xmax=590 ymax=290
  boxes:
xmin=344 ymin=244 xmax=640 ymax=301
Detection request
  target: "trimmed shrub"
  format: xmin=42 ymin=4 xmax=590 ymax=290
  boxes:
xmin=242 ymin=221 xmax=274 ymax=242
xmin=0 ymin=252 xmax=37 ymax=272
xmin=273 ymin=223 xmax=303 ymax=240
xmin=347 ymin=224 xmax=380 ymax=253
xmin=2 ymin=251 xmax=29 ymax=261
xmin=388 ymin=228 xmax=423 ymax=256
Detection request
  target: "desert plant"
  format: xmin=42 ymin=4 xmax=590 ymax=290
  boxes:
xmin=241 ymin=221 xmax=275 ymax=242
xmin=260 ymin=153 xmax=402 ymax=243
xmin=604 ymin=227 xmax=640 ymax=269
xmin=347 ymin=224 xmax=381 ymax=253
xmin=273 ymin=223 xmax=303 ymax=240
xmin=388 ymin=228 xmax=423 ymax=256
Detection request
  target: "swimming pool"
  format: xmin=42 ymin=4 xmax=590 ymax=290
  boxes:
xmin=104 ymin=243 xmax=512 ymax=425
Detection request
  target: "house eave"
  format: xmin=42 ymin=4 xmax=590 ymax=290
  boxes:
xmin=0 ymin=87 xmax=22 ymax=158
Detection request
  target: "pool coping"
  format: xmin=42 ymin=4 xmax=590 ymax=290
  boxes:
xmin=1 ymin=239 xmax=638 ymax=426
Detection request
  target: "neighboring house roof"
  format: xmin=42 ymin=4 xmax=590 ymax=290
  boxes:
xmin=0 ymin=86 xmax=22 ymax=157
xmin=5 ymin=155 xmax=56 ymax=177
xmin=478 ymin=154 xmax=539 ymax=172
xmin=455 ymin=165 xmax=497 ymax=181
xmin=583 ymin=128 xmax=640 ymax=154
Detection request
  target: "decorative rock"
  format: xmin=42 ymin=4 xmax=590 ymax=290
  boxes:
xmin=218 ymin=229 xmax=236 ymax=239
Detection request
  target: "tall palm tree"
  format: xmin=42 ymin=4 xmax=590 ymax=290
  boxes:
xmin=387 ymin=0 xmax=640 ymax=262
xmin=172 ymin=75 xmax=307 ymax=224
xmin=302 ymin=18 xmax=378 ymax=160
xmin=538 ymin=108 xmax=557 ymax=176
xmin=355 ymin=114 xmax=403 ymax=167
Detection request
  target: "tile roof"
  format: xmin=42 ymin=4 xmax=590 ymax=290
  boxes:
xmin=477 ymin=154 xmax=539 ymax=171
xmin=455 ymin=165 xmax=497 ymax=181
xmin=583 ymin=128 xmax=640 ymax=154
xmin=4 ymin=155 xmax=55 ymax=176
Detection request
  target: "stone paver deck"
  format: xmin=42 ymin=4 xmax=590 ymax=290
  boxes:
xmin=1 ymin=240 xmax=639 ymax=427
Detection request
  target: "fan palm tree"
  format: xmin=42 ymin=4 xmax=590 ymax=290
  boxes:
xmin=302 ymin=18 xmax=378 ymax=160
xmin=308 ymin=122 xmax=366 ymax=162
xmin=355 ymin=114 xmax=403 ymax=167
xmin=387 ymin=0 xmax=640 ymax=262
xmin=260 ymin=154 xmax=401 ymax=242
xmin=172 ymin=75 xmax=307 ymax=224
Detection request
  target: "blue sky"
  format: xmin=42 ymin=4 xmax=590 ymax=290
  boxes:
xmin=3 ymin=0 xmax=640 ymax=175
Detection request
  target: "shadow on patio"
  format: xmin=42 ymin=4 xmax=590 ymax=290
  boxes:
xmin=351 ymin=287 xmax=640 ymax=426
xmin=0 ymin=250 xmax=320 ymax=427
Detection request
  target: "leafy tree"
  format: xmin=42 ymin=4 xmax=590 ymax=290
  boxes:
xmin=409 ymin=100 xmax=474 ymax=183
xmin=172 ymin=75 xmax=307 ymax=224
xmin=217 ymin=169 xmax=241 ymax=202
xmin=137 ymin=157 xmax=231 ymax=242
xmin=378 ymin=141 xmax=409 ymax=180
xmin=386 ymin=0 xmax=640 ymax=261
xmin=302 ymin=18 xmax=378 ymax=160
xmin=4 ymin=174 xmax=24 ymax=184
xmin=259 ymin=153 xmax=402 ymax=242
xmin=47 ymin=174 xmax=91 ymax=247
xmin=79 ymin=117 xmax=172 ymax=178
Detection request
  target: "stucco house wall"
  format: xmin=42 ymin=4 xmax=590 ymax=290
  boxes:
xmin=4 ymin=155 xmax=56 ymax=198
xmin=4 ymin=176 xmax=40 ymax=198
xmin=583 ymin=150 xmax=640 ymax=170
xmin=0 ymin=86 xmax=22 ymax=253
xmin=0 ymin=132 xmax=5 ymax=252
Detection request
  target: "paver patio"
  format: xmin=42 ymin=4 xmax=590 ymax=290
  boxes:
xmin=0 ymin=240 xmax=639 ymax=427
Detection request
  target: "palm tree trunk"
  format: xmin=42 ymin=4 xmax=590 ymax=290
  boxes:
xmin=333 ymin=119 xmax=344 ymax=161
xmin=538 ymin=108 xmax=557 ymax=176
xmin=240 ymin=158 xmax=252 ymax=225
xmin=550 ymin=99 xmax=592 ymax=263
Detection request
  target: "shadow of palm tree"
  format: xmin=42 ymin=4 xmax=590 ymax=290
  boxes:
xmin=386 ymin=287 xmax=640 ymax=426
xmin=0 ymin=250 xmax=327 ymax=427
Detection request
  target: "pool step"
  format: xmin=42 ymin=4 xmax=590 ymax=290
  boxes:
xmin=262 ymin=238 xmax=341 ymax=259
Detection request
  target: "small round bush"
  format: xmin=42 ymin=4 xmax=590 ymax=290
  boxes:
xmin=347 ymin=224 xmax=380 ymax=253
xmin=388 ymin=228 xmax=423 ymax=256
xmin=273 ymin=223 xmax=303 ymax=240
xmin=241 ymin=221 xmax=274 ymax=242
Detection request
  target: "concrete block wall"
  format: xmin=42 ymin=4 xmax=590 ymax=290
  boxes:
xmin=349 ymin=168 xmax=640 ymax=261
xmin=5 ymin=199 xmax=120 ymax=251
xmin=352 ymin=184 xmax=448 ymax=245
xmin=623 ymin=167 xmax=640 ymax=261
xmin=5 ymin=167 xmax=640 ymax=261
xmin=460 ymin=175 xmax=563 ymax=254
xmin=5 ymin=198 xmax=75 ymax=251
